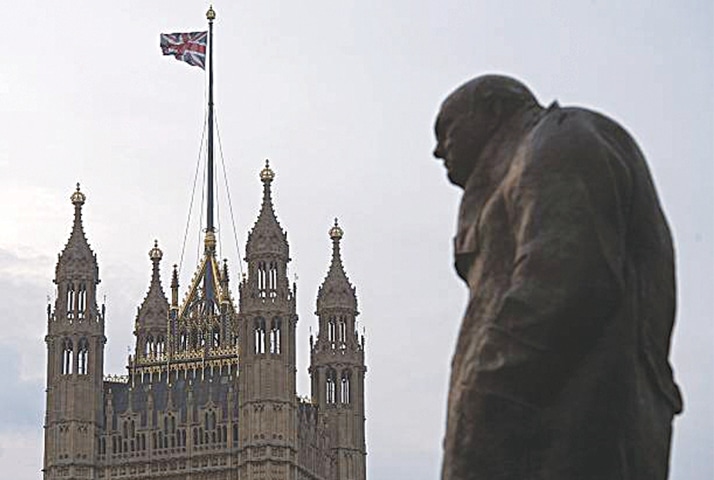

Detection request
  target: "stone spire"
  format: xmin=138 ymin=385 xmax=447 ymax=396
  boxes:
xmin=245 ymin=160 xmax=289 ymax=260
xmin=134 ymin=241 xmax=169 ymax=361
xmin=136 ymin=240 xmax=169 ymax=328
xmin=316 ymin=219 xmax=357 ymax=312
xmin=55 ymin=183 xmax=98 ymax=283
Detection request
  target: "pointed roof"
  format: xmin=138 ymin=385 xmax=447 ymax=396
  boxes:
xmin=245 ymin=160 xmax=289 ymax=259
xmin=55 ymin=184 xmax=98 ymax=283
xmin=135 ymin=240 xmax=169 ymax=330
xmin=316 ymin=219 xmax=357 ymax=312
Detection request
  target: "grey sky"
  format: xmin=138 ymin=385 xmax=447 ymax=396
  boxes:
xmin=0 ymin=1 xmax=711 ymax=478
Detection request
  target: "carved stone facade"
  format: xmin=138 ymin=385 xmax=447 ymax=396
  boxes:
xmin=43 ymin=165 xmax=367 ymax=480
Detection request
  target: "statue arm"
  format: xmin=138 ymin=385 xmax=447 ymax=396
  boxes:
xmin=472 ymin=130 xmax=632 ymax=407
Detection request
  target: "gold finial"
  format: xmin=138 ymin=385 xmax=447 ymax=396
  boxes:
xmin=206 ymin=5 xmax=216 ymax=21
xmin=260 ymin=159 xmax=275 ymax=182
xmin=329 ymin=218 xmax=344 ymax=240
xmin=71 ymin=182 xmax=86 ymax=206
xmin=149 ymin=239 xmax=163 ymax=261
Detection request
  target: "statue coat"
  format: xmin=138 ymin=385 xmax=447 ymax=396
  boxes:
xmin=442 ymin=105 xmax=683 ymax=480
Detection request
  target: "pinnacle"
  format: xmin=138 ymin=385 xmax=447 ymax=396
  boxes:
xmin=56 ymin=184 xmax=97 ymax=282
xmin=317 ymin=219 xmax=357 ymax=312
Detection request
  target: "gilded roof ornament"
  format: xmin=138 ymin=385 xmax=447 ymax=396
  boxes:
xmin=71 ymin=183 xmax=86 ymax=206
xmin=260 ymin=159 xmax=275 ymax=183
xmin=329 ymin=218 xmax=344 ymax=240
xmin=149 ymin=239 xmax=163 ymax=261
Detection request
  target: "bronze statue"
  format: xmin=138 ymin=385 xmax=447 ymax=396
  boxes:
xmin=434 ymin=75 xmax=682 ymax=480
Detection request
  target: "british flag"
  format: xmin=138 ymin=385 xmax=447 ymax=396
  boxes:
xmin=160 ymin=31 xmax=208 ymax=69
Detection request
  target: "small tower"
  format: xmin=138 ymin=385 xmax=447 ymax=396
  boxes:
xmin=44 ymin=185 xmax=106 ymax=480
xmin=311 ymin=220 xmax=367 ymax=480
xmin=237 ymin=161 xmax=299 ymax=479
xmin=132 ymin=241 xmax=169 ymax=363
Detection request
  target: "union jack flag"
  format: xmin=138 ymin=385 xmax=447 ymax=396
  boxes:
xmin=160 ymin=31 xmax=208 ymax=69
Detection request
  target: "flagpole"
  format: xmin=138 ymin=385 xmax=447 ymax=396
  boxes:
xmin=206 ymin=5 xmax=216 ymax=237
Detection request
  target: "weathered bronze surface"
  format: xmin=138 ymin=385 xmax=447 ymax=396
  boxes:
xmin=434 ymin=75 xmax=682 ymax=480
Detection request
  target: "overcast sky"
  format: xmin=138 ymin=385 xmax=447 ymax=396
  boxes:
xmin=0 ymin=1 xmax=711 ymax=479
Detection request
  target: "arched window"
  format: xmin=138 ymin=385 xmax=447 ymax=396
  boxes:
xmin=327 ymin=316 xmax=336 ymax=346
xmin=67 ymin=283 xmax=76 ymax=319
xmin=77 ymin=338 xmax=89 ymax=375
xmin=212 ymin=326 xmax=220 ymax=348
xmin=156 ymin=335 xmax=165 ymax=356
xmin=268 ymin=261 xmax=278 ymax=298
xmin=270 ymin=318 xmax=281 ymax=354
xmin=179 ymin=330 xmax=188 ymax=351
xmin=257 ymin=261 xmax=267 ymax=297
xmin=61 ymin=338 xmax=73 ymax=375
xmin=145 ymin=334 xmax=154 ymax=357
xmin=338 ymin=317 xmax=347 ymax=344
xmin=326 ymin=369 xmax=337 ymax=404
xmin=254 ymin=318 xmax=266 ymax=354
xmin=340 ymin=370 xmax=351 ymax=404
xmin=77 ymin=283 xmax=87 ymax=320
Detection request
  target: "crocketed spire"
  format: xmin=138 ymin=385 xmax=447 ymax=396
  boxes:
xmin=55 ymin=184 xmax=98 ymax=283
xmin=245 ymin=160 xmax=289 ymax=260
xmin=136 ymin=240 xmax=169 ymax=329
xmin=316 ymin=219 xmax=357 ymax=312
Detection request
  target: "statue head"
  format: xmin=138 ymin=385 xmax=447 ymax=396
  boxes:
xmin=433 ymin=74 xmax=540 ymax=187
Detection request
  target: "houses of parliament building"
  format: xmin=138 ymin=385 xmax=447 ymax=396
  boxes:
xmin=42 ymin=162 xmax=367 ymax=479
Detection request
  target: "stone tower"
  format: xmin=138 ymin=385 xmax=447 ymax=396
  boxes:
xmin=44 ymin=185 xmax=106 ymax=480
xmin=133 ymin=241 xmax=169 ymax=363
xmin=311 ymin=220 xmax=367 ymax=480
xmin=237 ymin=161 xmax=299 ymax=479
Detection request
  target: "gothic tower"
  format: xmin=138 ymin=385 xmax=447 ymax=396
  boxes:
xmin=238 ymin=161 xmax=299 ymax=479
xmin=44 ymin=185 xmax=106 ymax=480
xmin=132 ymin=241 xmax=169 ymax=363
xmin=311 ymin=221 xmax=367 ymax=480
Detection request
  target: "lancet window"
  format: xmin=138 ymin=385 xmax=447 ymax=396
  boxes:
xmin=61 ymin=338 xmax=73 ymax=375
xmin=67 ymin=283 xmax=75 ymax=319
xmin=340 ymin=370 xmax=351 ymax=404
xmin=77 ymin=338 xmax=89 ymax=375
xmin=179 ymin=330 xmax=188 ymax=351
xmin=156 ymin=335 xmax=165 ymax=356
xmin=326 ymin=368 xmax=337 ymax=404
xmin=257 ymin=261 xmax=267 ymax=297
xmin=268 ymin=261 xmax=278 ymax=298
xmin=145 ymin=334 xmax=155 ymax=357
xmin=77 ymin=282 xmax=87 ymax=319
xmin=338 ymin=316 xmax=347 ymax=344
xmin=212 ymin=326 xmax=220 ymax=348
xmin=270 ymin=318 xmax=282 ymax=354
xmin=254 ymin=318 xmax=266 ymax=354
xmin=327 ymin=316 xmax=336 ymax=345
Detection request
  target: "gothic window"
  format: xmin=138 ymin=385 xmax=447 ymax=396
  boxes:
xmin=257 ymin=261 xmax=267 ymax=297
xmin=179 ymin=330 xmax=188 ymax=351
xmin=145 ymin=334 xmax=154 ymax=357
xmin=232 ymin=424 xmax=238 ymax=446
xmin=156 ymin=335 xmax=165 ymax=356
xmin=77 ymin=283 xmax=87 ymax=319
xmin=77 ymin=338 xmax=89 ymax=375
xmin=327 ymin=316 xmax=336 ymax=346
xmin=326 ymin=369 xmax=337 ymax=404
xmin=268 ymin=261 xmax=278 ymax=298
xmin=198 ymin=329 xmax=206 ymax=348
xmin=254 ymin=318 xmax=266 ymax=354
xmin=61 ymin=338 xmax=73 ymax=375
xmin=270 ymin=318 xmax=282 ymax=354
xmin=67 ymin=283 xmax=75 ymax=319
xmin=212 ymin=326 xmax=220 ymax=348
xmin=338 ymin=316 xmax=347 ymax=344
xmin=340 ymin=370 xmax=351 ymax=404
